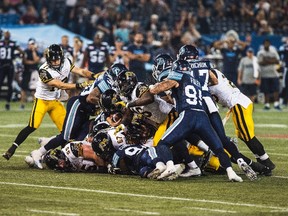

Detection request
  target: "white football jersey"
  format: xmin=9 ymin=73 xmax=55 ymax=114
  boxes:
xmin=128 ymin=82 xmax=174 ymax=127
xmin=62 ymin=141 xmax=96 ymax=171
xmin=209 ymin=69 xmax=251 ymax=109
xmin=34 ymin=58 xmax=73 ymax=100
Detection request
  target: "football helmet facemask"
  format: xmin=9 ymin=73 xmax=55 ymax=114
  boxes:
xmin=92 ymin=129 xmax=115 ymax=162
xmin=152 ymin=53 xmax=173 ymax=82
xmin=43 ymin=149 xmax=71 ymax=171
xmin=108 ymin=63 xmax=128 ymax=81
xmin=116 ymin=71 xmax=138 ymax=98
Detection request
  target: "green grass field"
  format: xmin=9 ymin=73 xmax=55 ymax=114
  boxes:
xmin=0 ymin=101 xmax=288 ymax=216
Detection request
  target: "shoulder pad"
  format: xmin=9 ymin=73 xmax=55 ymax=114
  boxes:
xmin=135 ymin=83 xmax=149 ymax=98
xmin=39 ymin=69 xmax=53 ymax=83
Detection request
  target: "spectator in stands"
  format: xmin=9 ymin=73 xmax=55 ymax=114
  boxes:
xmin=278 ymin=37 xmax=288 ymax=107
xmin=20 ymin=38 xmax=41 ymax=110
xmin=109 ymin=37 xmax=129 ymax=67
xmin=126 ymin=32 xmax=151 ymax=82
xmin=153 ymin=34 xmax=176 ymax=59
xmin=0 ymin=31 xmax=23 ymax=110
xmin=96 ymin=9 xmax=114 ymax=45
xmin=59 ymin=35 xmax=73 ymax=61
xmin=257 ymin=39 xmax=281 ymax=110
xmin=90 ymin=6 xmax=102 ymax=39
xmin=38 ymin=6 xmax=49 ymax=24
xmin=114 ymin=19 xmax=130 ymax=46
xmin=213 ymin=35 xmax=247 ymax=85
xmin=258 ymin=20 xmax=274 ymax=36
xmin=19 ymin=4 xmax=39 ymax=24
xmin=237 ymin=48 xmax=260 ymax=103
xmin=145 ymin=14 xmax=161 ymax=40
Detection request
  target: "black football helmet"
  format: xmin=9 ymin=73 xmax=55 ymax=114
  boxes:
xmin=99 ymin=89 xmax=122 ymax=114
xmin=116 ymin=71 xmax=138 ymax=98
xmin=43 ymin=149 xmax=71 ymax=171
xmin=46 ymin=44 xmax=64 ymax=69
xmin=92 ymin=121 xmax=110 ymax=137
xmin=92 ymin=129 xmax=115 ymax=162
xmin=126 ymin=118 xmax=155 ymax=144
xmin=108 ymin=63 xmax=128 ymax=81
xmin=178 ymin=45 xmax=199 ymax=62
xmin=152 ymin=53 xmax=173 ymax=81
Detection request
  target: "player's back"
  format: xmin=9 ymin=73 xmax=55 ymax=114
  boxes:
xmin=169 ymin=70 xmax=203 ymax=113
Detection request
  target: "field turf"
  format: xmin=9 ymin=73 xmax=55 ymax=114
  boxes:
xmin=0 ymin=101 xmax=288 ymax=216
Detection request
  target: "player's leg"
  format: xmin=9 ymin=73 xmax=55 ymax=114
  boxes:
xmin=3 ymin=98 xmax=47 ymax=160
xmin=232 ymin=103 xmax=275 ymax=171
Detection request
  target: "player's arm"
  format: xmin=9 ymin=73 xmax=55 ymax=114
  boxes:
xmin=82 ymin=144 xmax=106 ymax=166
xmin=209 ymin=70 xmax=219 ymax=86
xmin=40 ymin=69 xmax=88 ymax=90
xmin=149 ymin=79 xmax=179 ymax=95
xmin=71 ymin=65 xmax=95 ymax=79
xmin=86 ymin=86 xmax=101 ymax=104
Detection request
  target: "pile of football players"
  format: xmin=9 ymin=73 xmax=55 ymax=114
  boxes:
xmin=25 ymin=45 xmax=275 ymax=182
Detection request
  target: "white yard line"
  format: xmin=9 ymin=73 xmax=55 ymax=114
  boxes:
xmin=105 ymin=207 xmax=160 ymax=215
xmin=28 ymin=209 xmax=79 ymax=216
xmin=1 ymin=182 xmax=288 ymax=212
xmin=255 ymin=124 xmax=288 ymax=128
xmin=184 ymin=206 xmax=237 ymax=213
xmin=0 ymin=123 xmax=55 ymax=128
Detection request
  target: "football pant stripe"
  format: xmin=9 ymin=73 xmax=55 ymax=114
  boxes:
xmin=29 ymin=98 xmax=38 ymax=128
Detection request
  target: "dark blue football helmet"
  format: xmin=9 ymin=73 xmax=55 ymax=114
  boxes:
xmin=152 ymin=53 xmax=173 ymax=81
xmin=178 ymin=45 xmax=199 ymax=62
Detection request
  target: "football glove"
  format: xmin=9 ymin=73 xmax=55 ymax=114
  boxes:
xmin=76 ymin=80 xmax=93 ymax=90
xmin=107 ymin=164 xmax=121 ymax=174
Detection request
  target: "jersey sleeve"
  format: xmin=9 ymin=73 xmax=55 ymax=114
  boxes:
xmin=67 ymin=58 xmax=75 ymax=71
xmin=38 ymin=68 xmax=53 ymax=83
xmin=135 ymin=83 xmax=149 ymax=98
xmin=167 ymin=70 xmax=183 ymax=81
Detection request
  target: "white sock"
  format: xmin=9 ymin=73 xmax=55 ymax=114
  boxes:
xmin=226 ymin=167 xmax=234 ymax=175
xmin=156 ymin=162 xmax=166 ymax=172
xmin=265 ymin=103 xmax=270 ymax=107
xmin=39 ymin=146 xmax=47 ymax=155
xmin=166 ymin=160 xmax=175 ymax=170
xmin=197 ymin=140 xmax=209 ymax=152
xmin=274 ymin=101 xmax=279 ymax=107
xmin=259 ymin=153 xmax=269 ymax=161
xmin=187 ymin=161 xmax=198 ymax=169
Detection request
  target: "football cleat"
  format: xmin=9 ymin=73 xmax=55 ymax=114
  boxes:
xmin=257 ymin=158 xmax=276 ymax=171
xmin=166 ymin=163 xmax=186 ymax=180
xmin=147 ymin=168 xmax=163 ymax=179
xmin=31 ymin=150 xmax=43 ymax=169
xmin=147 ymin=164 xmax=166 ymax=179
xmin=237 ymin=159 xmax=257 ymax=181
xmin=157 ymin=166 xmax=177 ymax=180
xmin=227 ymin=167 xmax=243 ymax=182
xmin=2 ymin=146 xmax=16 ymax=160
xmin=24 ymin=155 xmax=35 ymax=167
xmin=179 ymin=166 xmax=201 ymax=178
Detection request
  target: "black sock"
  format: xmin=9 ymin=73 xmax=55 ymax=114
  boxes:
xmin=14 ymin=126 xmax=36 ymax=147
xmin=245 ymin=137 xmax=266 ymax=156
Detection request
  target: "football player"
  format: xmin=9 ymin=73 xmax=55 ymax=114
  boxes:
xmin=29 ymin=60 xmax=120 ymax=169
xmin=209 ymin=68 xmax=276 ymax=173
xmin=3 ymin=44 xmax=94 ymax=160
xmin=26 ymin=141 xmax=106 ymax=172
xmin=149 ymin=59 xmax=243 ymax=182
